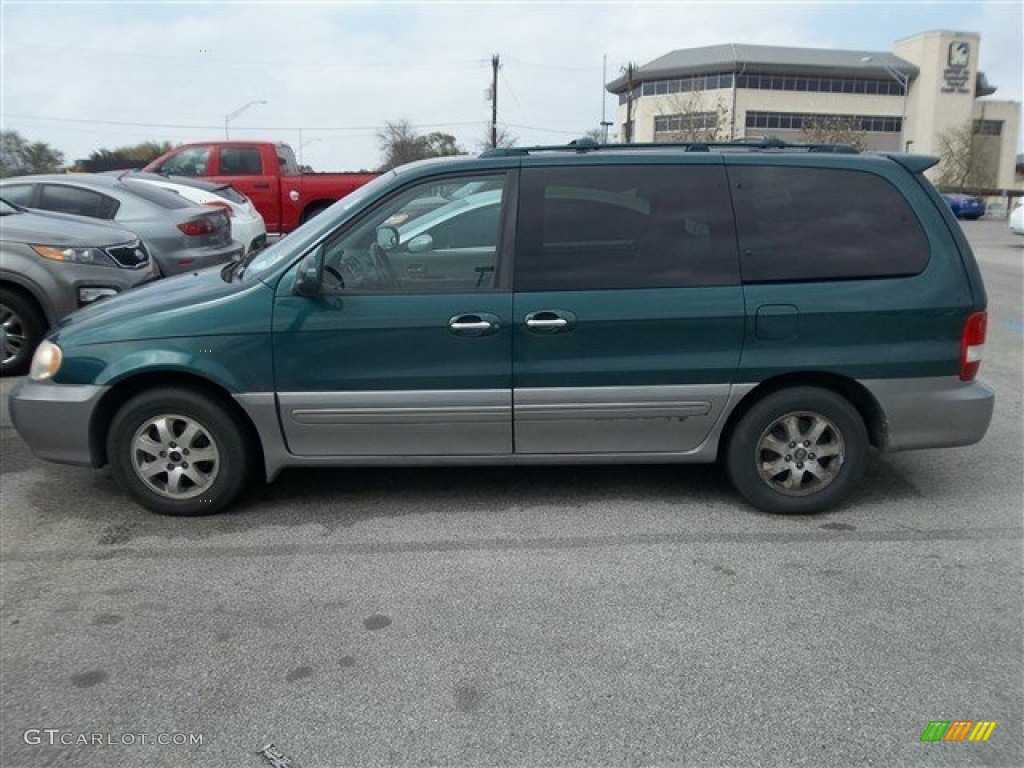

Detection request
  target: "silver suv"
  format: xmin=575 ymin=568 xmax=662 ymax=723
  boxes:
xmin=0 ymin=198 xmax=159 ymax=375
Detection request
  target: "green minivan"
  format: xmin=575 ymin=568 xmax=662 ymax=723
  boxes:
xmin=9 ymin=142 xmax=994 ymax=516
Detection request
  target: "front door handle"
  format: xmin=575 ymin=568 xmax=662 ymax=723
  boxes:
xmin=253 ymin=182 xmax=271 ymax=189
xmin=449 ymin=313 xmax=500 ymax=337
xmin=524 ymin=310 xmax=576 ymax=334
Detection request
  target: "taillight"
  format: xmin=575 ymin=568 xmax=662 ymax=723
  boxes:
xmin=959 ymin=311 xmax=987 ymax=381
xmin=178 ymin=217 xmax=217 ymax=236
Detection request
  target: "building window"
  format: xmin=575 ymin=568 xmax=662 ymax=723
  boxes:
xmin=745 ymin=111 xmax=902 ymax=133
xmin=735 ymin=72 xmax=904 ymax=95
xmin=654 ymin=112 xmax=720 ymax=141
xmin=973 ymin=120 xmax=1003 ymax=136
xmin=638 ymin=71 xmax=735 ymax=97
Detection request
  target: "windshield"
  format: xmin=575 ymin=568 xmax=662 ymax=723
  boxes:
xmin=0 ymin=198 xmax=18 ymax=215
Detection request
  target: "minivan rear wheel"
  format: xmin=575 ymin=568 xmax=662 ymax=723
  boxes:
xmin=0 ymin=288 xmax=46 ymax=377
xmin=107 ymin=388 xmax=251 ymax=516
xmin=726 ymin=387 xmax=868 ymax=514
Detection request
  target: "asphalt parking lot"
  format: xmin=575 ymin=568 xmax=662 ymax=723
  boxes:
xmin=1 ymin=220 xmax=1021 ymax=768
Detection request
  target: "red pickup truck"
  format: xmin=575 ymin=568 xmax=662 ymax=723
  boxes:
xmin=143 ymin=141 xmax=377 ymax=234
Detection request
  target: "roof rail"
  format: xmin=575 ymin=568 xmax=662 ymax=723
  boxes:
xmin=480 ymin=138 xmax=861 ymax=158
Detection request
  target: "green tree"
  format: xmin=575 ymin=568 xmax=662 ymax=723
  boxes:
xmin=0 ymin=131 xmax=64 ymax=177
xmin=377 ymin=119 xmax=465 ymax=171
xmin=75 ymin=141 xmax=174 ymax=172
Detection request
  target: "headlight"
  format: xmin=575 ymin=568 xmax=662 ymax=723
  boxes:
xmin=29 ymin=340 xmax=63 ymax=381
xmin=31 ymin=245 xmax=118 ymax=267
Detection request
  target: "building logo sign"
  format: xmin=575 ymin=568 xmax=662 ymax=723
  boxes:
xmin=942 ymin=40 xmax=972 ymax=94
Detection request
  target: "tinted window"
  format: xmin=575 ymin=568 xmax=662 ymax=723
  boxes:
xmin=219 ymin=148 xmax=263 ymax=175
xmin=730 ymin=166 xmax=930 ymax=282
xmin=516 ymin=165 xmax=739 ymax=291
xmin=0 ymin=184 xmax=35 ymax=207
xmin=120 ymin=180 xmax=194 ymax=209
xmin=39 ymin=184 xmax=119 ymax=219
xmin=156 ymin=146 xmax=210 ymax=176
xmin=323 ymin=173 xmax=507 ymax=293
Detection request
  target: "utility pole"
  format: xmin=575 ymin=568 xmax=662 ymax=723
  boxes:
xmin=490 ymin=54 xmax=500 ymax=149
xmin=600 ymin=53 xmax=612 ymax=143
xmin=624 ymin=62 xmax=637 ymax=144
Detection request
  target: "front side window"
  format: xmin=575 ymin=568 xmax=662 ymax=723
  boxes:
xmin=731 ymin=166 xmax=930 ymax=282
xmin=321 ymin=174 xmax=508 ymax=293
xmin=155 ymin=146 xmax=211 ymax=177
xmin=515 ymin=165 xmax=739 ymax=292
xmin=0 ymin=184 xmax=35 ymax=207
xmin=218 ymin=147 xmax=263 ymax=175
xmin=38 ymin=184 xmax=119 ymax=219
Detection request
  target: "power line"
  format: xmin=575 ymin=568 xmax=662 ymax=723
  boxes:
xmin=5 ymin=113 xmax=488 ymax=132
xmin=2 ymin=42 xmax=485 ymax=73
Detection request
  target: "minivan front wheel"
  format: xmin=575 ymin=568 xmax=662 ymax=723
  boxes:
xmin=726 ymin=387 xmax=868 ymax=514
xmin=108 ymin=388 xmax=250 ymax=516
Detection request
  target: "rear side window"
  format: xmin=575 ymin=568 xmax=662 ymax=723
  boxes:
xmin=516 ymin=165 xmax=739 ymax=291
xmin=730 ymin=166 xmax=930 ymax=282
xmin=121 ymin=180 xmax=193 ymax=209
xmin=219 ymin=147 xmax=263 ymax=175
xmin=39 ymin=184 xmax=119 ymax=219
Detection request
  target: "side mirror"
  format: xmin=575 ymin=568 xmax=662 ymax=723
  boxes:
xmin=375 ymin=226 xmax=399 ymax=249
xmin=294 ymin=247 xmax=324 ymax=297
xmin=407 ymin=234 xmax=434 ymax=253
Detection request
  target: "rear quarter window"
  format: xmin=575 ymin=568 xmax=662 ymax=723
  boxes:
xmin=730 ymin=166 xmax=930 ymax=282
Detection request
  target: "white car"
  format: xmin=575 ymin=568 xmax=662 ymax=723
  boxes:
xmin=125 ymin=172 xmax=267 ymax=254
xmin=1010 ymin=203 xmax=1024 ymax=236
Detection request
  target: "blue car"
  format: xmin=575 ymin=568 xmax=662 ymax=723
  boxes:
xmin=942 ymin=193 xmax=986 ymax=220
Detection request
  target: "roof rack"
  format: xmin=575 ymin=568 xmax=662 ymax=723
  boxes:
xmin=480 ymin=138 xmax=860 ymax=158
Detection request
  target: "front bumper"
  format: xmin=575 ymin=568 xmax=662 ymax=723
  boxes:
xmin=8 ymin=379 xmax=108 ymax=466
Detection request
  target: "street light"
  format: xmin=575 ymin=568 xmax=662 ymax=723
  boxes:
xmin=862 ymin=57 xmax=910 ymax=151
xmin=224 ymin=100 xmax=267 ymax=139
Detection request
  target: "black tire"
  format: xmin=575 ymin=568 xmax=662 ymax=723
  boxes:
xmin=107 ymin=388 xmax=252 ymax=516
xmin=0 ymin=288 xmax=47 ymax=377
xmin=725 ymin=387 xmax=868 ymax=515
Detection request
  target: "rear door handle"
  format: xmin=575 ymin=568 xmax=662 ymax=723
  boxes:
xmin=253 ymin=182 xmax=271 ymax=189
xmin=449 ymin=313 xmax=501 ymax=337
xmin=524 ymin=310 xmax=576 ymax=333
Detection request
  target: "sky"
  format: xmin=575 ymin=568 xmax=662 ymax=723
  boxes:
xmin=2 ymin=0 xmax=1021 ymax=171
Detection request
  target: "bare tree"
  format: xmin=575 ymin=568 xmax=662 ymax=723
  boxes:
xmin=477 ymin=124 xmax=517 ymax=151
xmin=376 ymin=119 xmax=465 ymax=171
xmin=936 ymin=119 xmax=998 ymax=189
xmin=799 ymin=115 xmax=867 ymax=151
xmin=655 ymin=91 xmax=730 ymax=143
